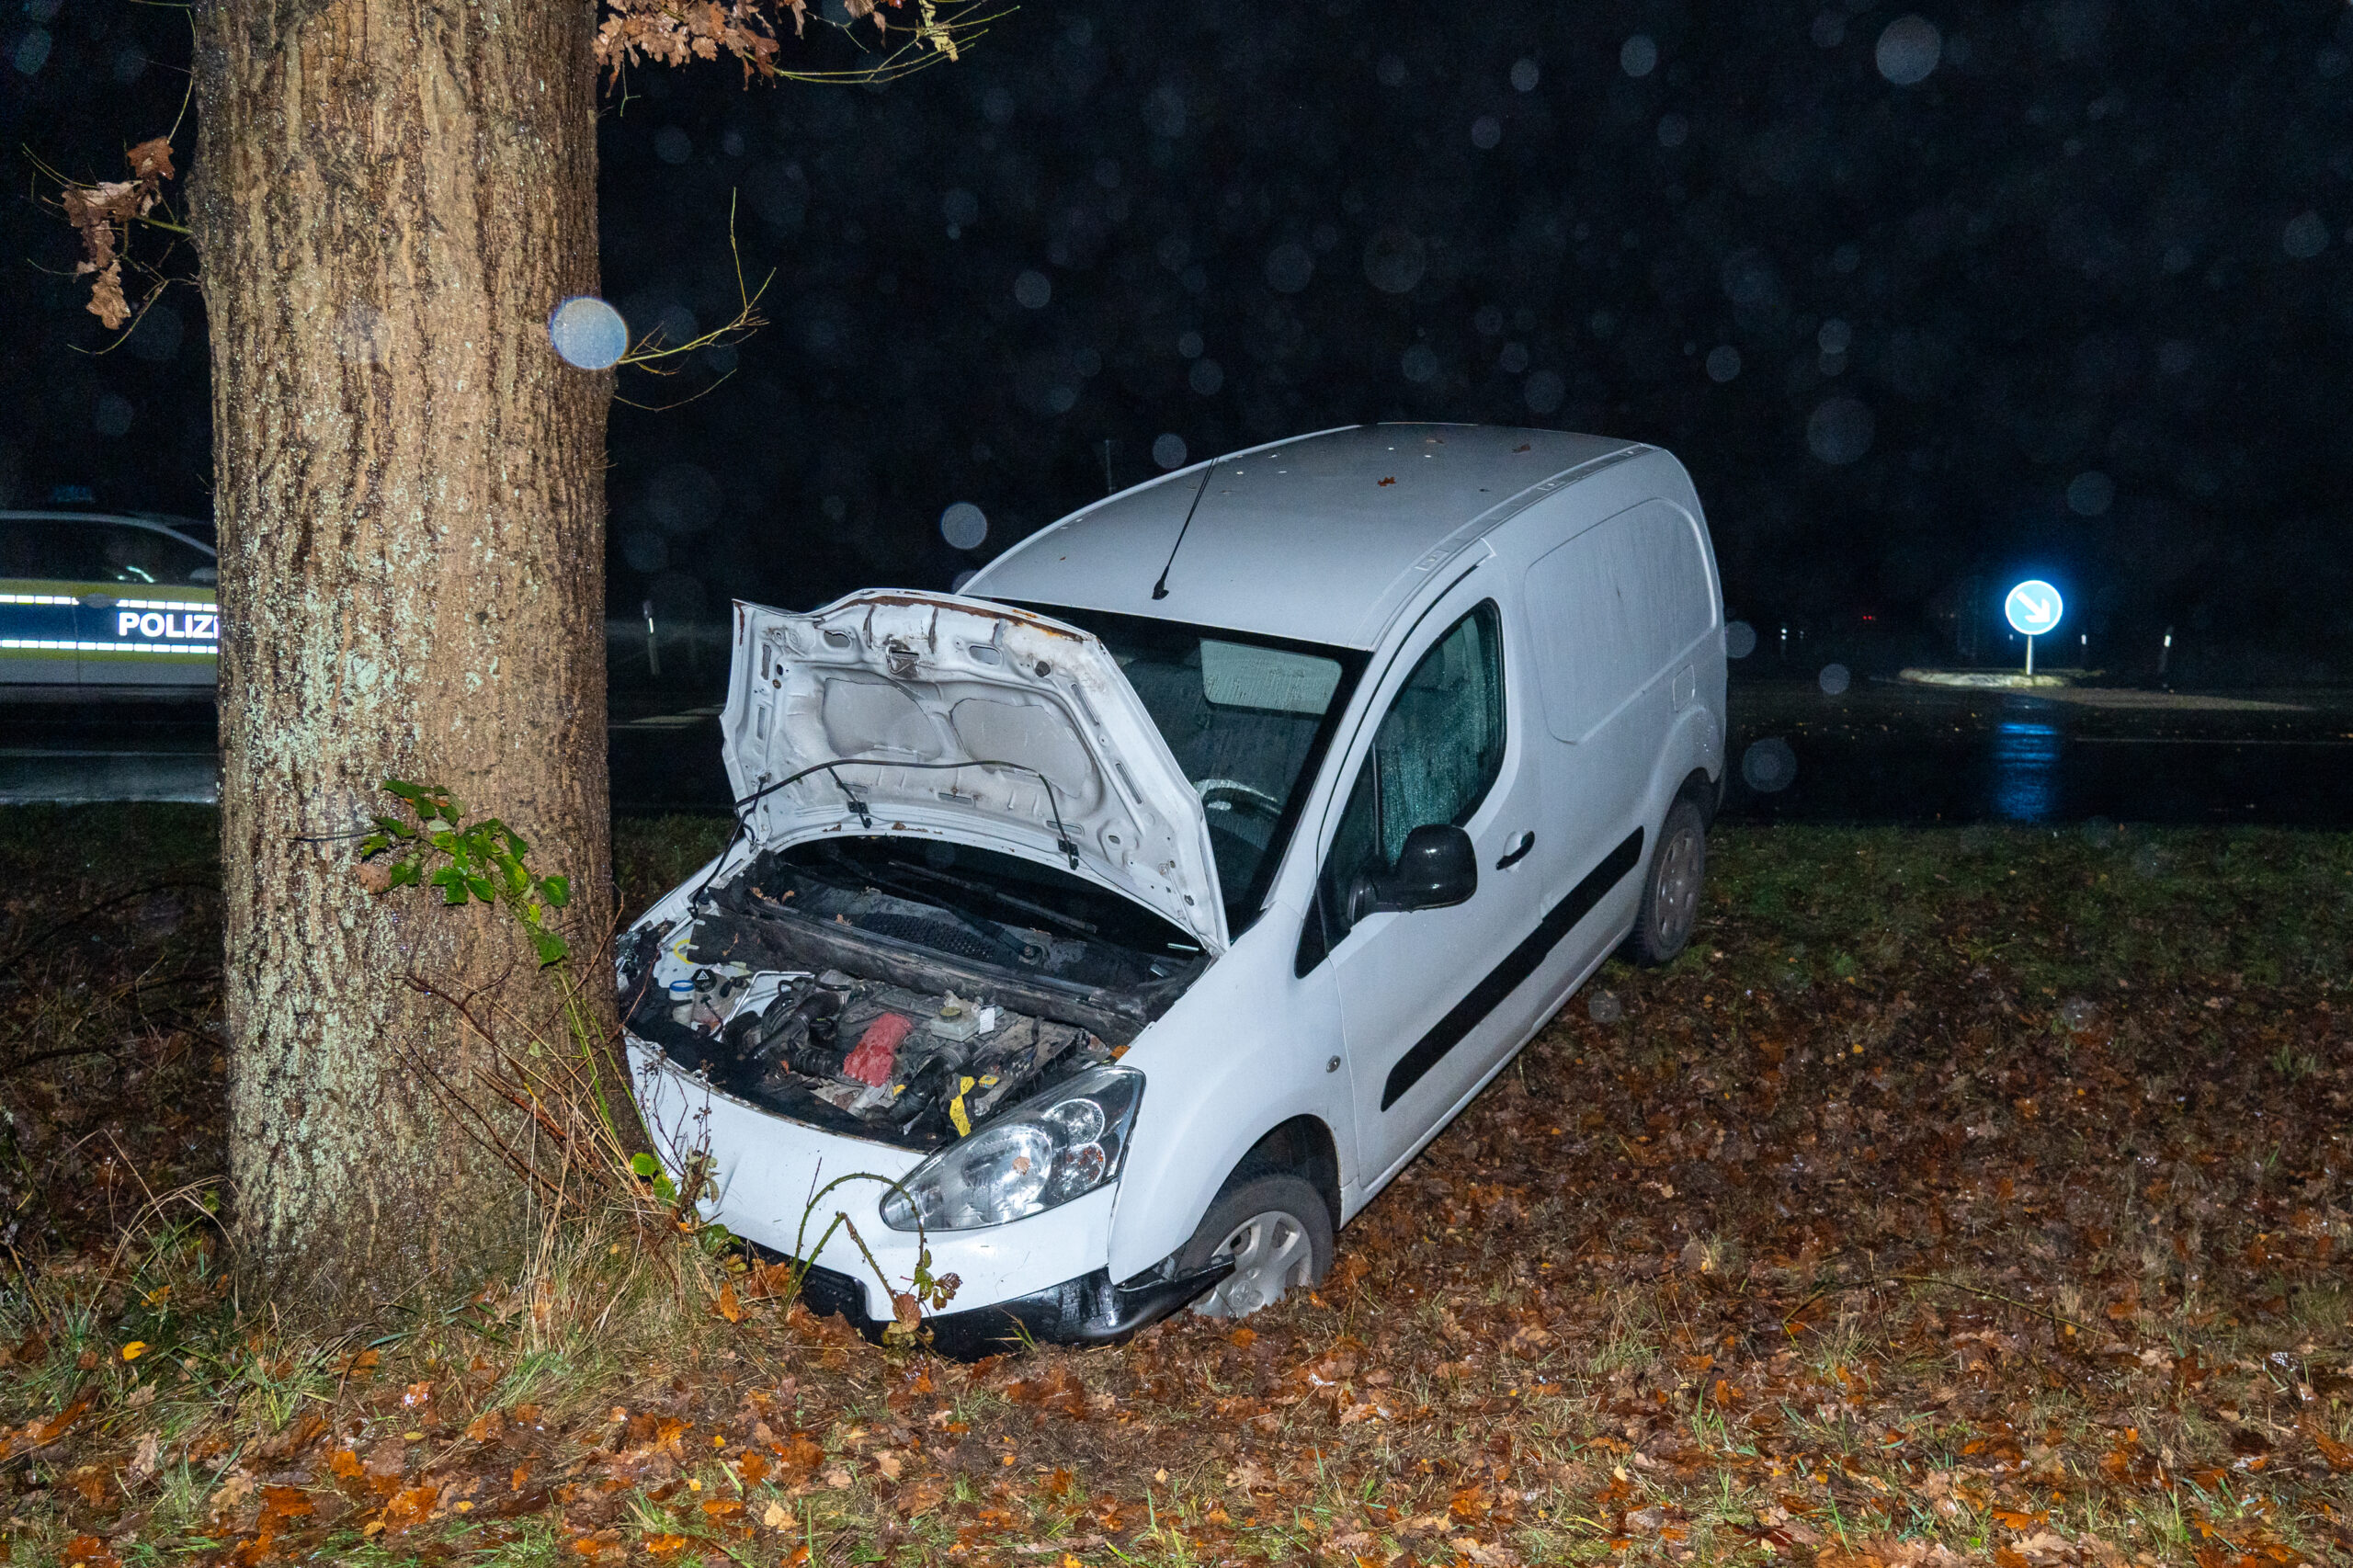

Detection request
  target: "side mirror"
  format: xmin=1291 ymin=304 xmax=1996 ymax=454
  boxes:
xmin=1347 ymin=824 xmax=1478 ymax=921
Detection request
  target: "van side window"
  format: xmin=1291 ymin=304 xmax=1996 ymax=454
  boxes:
xmin=1313 ymin=602 xmax=1505 ymax=949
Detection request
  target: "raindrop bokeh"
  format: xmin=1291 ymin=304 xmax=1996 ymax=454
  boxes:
xmin=653 ymin=127 xmax=693 ymax=165
xmin=128 ymin=304 xmax=183 ymax=364
xmin=1875 ymin=16 xmax=1940 ymax=84
xmin=1807 ymin=396 xmax=1876 ymax=464
xmin=939 ymin=502 xmax=988 ymax=551
xmin=1706 ymin=346 xmax=1742 ymax=382
xmin=1620 ymin=34 xmax=1658 ymax=77
xmin=1523 ymin=369 xmax=1565 ymax=415
xmin=93 ymin=393 xmax=134 ymax=437
xmin=2066 ymin=472 xmax=2115 ymax=517
xmin=1818 ymin=663 xmax=1851 ymax=696
xmin=548 ymin=297 xmax=630 ymax=371
xmin=1742 ymin=737 xmax=1799 ymax=793
xmin=1188 ymin=358 xmax=1224 ymax=395
xmin=622 ymin=531 xmax=667 ymax=573
xmin=1362 ymin=227 xmax=1427 ymax=294
xmin=1510 ymin=57 xmax=1540 ymax=92
xmin=2282 ymin=211 xmax=2330 ymax=259
xmin=1401 ymin=344 xmax=1439 ymax=383
xmin=1263 ymin=243 xmax=1314 ymax=293
xmin=1725 ymin=620 xmax=1757 ymax=659
xmin=1013 ymin=270 xmax=1052 ymax=309
xmin=1471 ymin=116 xmax=1502 ymax=150
xmin=951 ymin=568 xmax=980 ymax=593
xmin=1152 ymin=433 xmax=1188 ymax=470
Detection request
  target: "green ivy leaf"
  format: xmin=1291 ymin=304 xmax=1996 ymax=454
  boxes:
xmin=358 ymin=834 xmax=389 ymax=858
xmin=630 ymin=1152 xmax=661 ymax=1179
xmin=538 ymin=874 xmax=571 ymax=909
xmin=529 ymin=928 xmax=569 ymax=965
xmin=388 ymin=860 xmax=422 ymax=889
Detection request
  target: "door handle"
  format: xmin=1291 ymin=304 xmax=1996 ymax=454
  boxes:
xmin=1495 ymin=830 xmax=1535 ymax=869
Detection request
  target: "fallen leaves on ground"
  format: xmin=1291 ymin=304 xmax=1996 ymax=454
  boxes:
xmin=0 ymin=815 xmax=2348 ymax=1564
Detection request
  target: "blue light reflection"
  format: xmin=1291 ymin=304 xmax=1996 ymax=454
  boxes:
xmin=1991 ymin=718 xmax=2062 ymax=822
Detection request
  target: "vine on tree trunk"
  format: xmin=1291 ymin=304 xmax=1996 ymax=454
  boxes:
xmin=358 ymin=780 xmax=574 ymax=965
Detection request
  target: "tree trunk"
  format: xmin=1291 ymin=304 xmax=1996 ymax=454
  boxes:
xmin=191 ymin=0 xmax=617 ymax=1316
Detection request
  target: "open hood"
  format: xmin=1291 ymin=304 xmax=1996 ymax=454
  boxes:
xmin=721 ymin=591 xmax=1228 ymax=953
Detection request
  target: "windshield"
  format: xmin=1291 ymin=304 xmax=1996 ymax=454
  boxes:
xmin=1004 ymin=601 xmax=1366 ymax=935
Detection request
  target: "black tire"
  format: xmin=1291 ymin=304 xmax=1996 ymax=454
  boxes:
xmin=1175 ymin=1169 xmax=1335 ymax=1320
xmin=1623 ymin=794 xmax=1707 ymax=966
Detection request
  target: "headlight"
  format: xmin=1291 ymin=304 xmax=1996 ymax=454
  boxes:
xmin=880 ymin=1066 xmax=1142 ymax=1232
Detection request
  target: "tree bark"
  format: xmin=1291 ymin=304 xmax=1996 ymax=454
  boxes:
xmin=191 ymin=0 xmax=616 ymax=1316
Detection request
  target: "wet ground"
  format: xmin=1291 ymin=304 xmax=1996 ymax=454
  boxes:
xmin=4 ymin=674 xmax=2349 ymax=826
xmin=1722 ymin=676 xmax=2353 ymax=826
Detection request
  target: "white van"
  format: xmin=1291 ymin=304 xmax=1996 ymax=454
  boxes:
xmin=621 ymin=424 xmax=1726 ymax=1353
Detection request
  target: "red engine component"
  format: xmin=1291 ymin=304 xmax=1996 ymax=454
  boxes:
xmin=842 ymin=1013 xmax=914 ymax=1087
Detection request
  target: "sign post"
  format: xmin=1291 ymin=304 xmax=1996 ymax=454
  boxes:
xmin=2003 ymin=580 xmax=2063 ymax=676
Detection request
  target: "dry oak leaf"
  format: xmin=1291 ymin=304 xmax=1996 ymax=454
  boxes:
xmin=126 ymin=138 xmax=174 ymax=181
xmin=210 ymin=1465 xmax=257 ymax=1518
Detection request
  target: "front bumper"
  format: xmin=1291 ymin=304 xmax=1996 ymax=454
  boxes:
xmin=781 ymin=1251 xmax=1233 ymax=1358
xmin=630 ymin=1038 xmax=1131 ymax=1322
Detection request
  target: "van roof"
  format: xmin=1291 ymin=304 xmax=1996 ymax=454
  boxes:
xmin=965 ymin=423 xmax=1648 ymax=649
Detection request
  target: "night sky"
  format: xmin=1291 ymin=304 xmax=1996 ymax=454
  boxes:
xmin=9 ymin=1 xmax=2352 ymax=681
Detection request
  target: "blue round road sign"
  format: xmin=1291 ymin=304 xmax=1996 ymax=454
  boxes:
xmin=2004 ymin=579 xmax=2063 ymax=637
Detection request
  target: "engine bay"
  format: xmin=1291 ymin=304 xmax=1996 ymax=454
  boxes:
xmin=621 ymin=836 xmax=1204 ymax=1151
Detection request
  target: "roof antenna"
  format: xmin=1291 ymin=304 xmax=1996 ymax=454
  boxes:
xmin=1150 ymin=461 xmax=1216 ymax=601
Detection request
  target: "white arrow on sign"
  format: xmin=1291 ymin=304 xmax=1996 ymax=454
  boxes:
xmin=2004 ymin=579 xmax=2063 ymax=637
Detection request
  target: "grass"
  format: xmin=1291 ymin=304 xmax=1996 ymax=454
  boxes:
xmin=0 ymin=810 xmax=2347 ymax=1564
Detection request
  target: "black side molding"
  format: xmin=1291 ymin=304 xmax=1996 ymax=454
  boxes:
xmin=1380 ymin=826 xmax=1643 ymax=1110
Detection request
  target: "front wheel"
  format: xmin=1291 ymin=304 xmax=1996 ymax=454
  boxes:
xmin=1176 ymin=1171 xmax=1334 ymax=1319
xmin=1623 ymin=795 xmax=1707 ymax=966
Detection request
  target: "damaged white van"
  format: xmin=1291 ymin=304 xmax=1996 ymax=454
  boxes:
xmin=620 ymin=424 xmax=1726 ymax=1354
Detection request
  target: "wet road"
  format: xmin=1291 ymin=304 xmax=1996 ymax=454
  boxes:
xmin=4 ymin=676 xmax=2349 ymax=827
xmin=0 ymin=699 xmax=735 ymax=814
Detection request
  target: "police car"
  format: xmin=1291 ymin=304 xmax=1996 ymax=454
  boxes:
xmin=0 ymin=512 xmax=218 ymax=697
